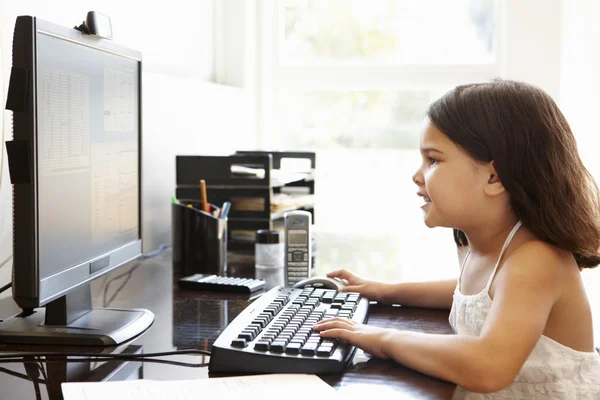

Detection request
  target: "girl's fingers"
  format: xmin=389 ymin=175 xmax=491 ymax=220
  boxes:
xmin=326 ymin=269 xmax=344 ymax=278
xmin=315 ymin=316 xmax=352 ymax=325
xmin=313 ymin=318 xmax=354 ymax=331
xmin=318 ymin=328 xmax=351 ymax=341
xmin=327 ymin=269 xmax=354 ymax=281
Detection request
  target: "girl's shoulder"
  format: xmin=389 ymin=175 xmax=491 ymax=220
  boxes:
xmin=503 ymin=239 xmax=578 ymax=283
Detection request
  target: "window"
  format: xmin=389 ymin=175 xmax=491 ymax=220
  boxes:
xmin=281 ymin=0 xmax=495 ymax=64
xmin=280 ymin=89 xmax=446 ymax=150
xmin=276 ymin=0 xmax=498 ymax=150
xmin=250 ymin=0 xmax=499 ymax=281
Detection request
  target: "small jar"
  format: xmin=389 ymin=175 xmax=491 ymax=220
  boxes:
xmin=255 ymin=229 xmax=284 ymax=288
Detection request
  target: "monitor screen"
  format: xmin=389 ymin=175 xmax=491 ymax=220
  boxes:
xmin=36 ymin=31 xmax=139 ymax=281
xmin=1 ymin=16 xmax=152 ymax=346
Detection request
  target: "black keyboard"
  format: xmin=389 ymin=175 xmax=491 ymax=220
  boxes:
xmin=209 ymin=286 xmax=369 ymax=374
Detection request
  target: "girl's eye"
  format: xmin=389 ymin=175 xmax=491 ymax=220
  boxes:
xmin=428 ymin=157 xmax=438 ymax=166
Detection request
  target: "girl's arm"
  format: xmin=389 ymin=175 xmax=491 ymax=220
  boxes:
xmin=375 ymin=244 xmax=467 ymax=308
xmin=316 ymin=241 xmax=561 ymax=393
xmin=378 ymin=279 xmax=457 ymax=309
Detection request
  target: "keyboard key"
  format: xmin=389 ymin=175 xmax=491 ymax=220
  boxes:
xmin=317 ymin=345 xmax=334 ymax=356
xmin=231 ymin=339 xmax=247 ymax=348
xmin=278 ymin=334 xmax=293 ymax=343
xmin=238 ymin=331 xmax=255 ymax=341
xmin=301 ymin=347 xmax=317 ymax=356
xmin=285 ymin=342 xmax=302 ymax=354
xmin=247 ymin=323 xmax=262 ymax=331
xmin=252 ymin=319 xmax=267 ymax=328
xmin=261 ymin=335 xmax=277 ymax=343
xmin=270 ymin=342 xmax=287 ymax=352
xmin=254 ymin=341 xmax=270 ymax=351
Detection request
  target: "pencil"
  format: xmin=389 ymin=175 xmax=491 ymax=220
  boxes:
xmin=200 ymin=179 xmax=210 ymax=213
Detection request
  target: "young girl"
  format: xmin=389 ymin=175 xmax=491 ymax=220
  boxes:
xmin=313 ymin=79 xmax=600 ymax=398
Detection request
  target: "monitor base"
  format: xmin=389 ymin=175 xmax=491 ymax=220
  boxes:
xmin=0 ymin=307 xmax=154 ymax=346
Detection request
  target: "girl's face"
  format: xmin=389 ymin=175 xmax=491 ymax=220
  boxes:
xmin=412 ymin=120 xmax=489 ymax=229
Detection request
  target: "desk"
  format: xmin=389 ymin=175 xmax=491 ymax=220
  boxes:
xmin=0 ymin=250 xmax=457 ymax=399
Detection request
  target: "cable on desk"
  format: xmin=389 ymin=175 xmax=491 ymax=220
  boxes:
xmin=102 ymin=262 xmax=140 ymax=307
xmin=0 ymin=349 xmax=212 ymax=368
xmin=141 ymin=244 xmax=171 ymax=259
xmin=0 ymin=356 xmax=210 ymax=368
xmin=102 ymin=243 xmax=171 ymax=307
xmin=0 ymin=349 xmax=211 ymax=360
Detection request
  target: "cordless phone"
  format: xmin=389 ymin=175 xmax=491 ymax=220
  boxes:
xmin=284 ymin=210 xmax=312 ymax=287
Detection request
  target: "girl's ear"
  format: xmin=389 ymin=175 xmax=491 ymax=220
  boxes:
xmin=483 ymin=162 xmax=506 ymax=197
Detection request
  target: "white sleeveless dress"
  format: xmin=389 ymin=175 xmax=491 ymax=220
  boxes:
xmin=449 ymin=221 xmax=600 ymax=399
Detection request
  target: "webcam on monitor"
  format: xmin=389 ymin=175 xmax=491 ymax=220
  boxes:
xmin=74 ymin=11 xmax=113 ymax=40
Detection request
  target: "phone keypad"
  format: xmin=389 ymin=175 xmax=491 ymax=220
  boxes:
xmin=286 ymin=244 xmax=309 ymax=285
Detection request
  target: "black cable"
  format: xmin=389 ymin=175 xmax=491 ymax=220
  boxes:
xmin=0 ymin=255 xmax=13 ymax=270
xmin=0 ymin=365 xmax=47 ymax=383
xmin=0 ymin=349 xmax=210 ymax=360
xmin=103 ymin=262 xmax=140 ymax=307
xmin=23 ymin=357 xmax=42 ymax=400
xmin=0 ymin=357 xmax=210 ymax=368
xmin=0 ymin=281 xmax=10 ymax=295
xmin=140 ymin=244 xmax=171 ymax=259
xmin=102 ymin=244 xmax=171 ymax=307
xmin=0 ymin=349 xmax=212 ymax=368
xmin=32 ymin=374 xmax=41 ymax=400
xmin=36 ymin=358 xmax=47 ymax=381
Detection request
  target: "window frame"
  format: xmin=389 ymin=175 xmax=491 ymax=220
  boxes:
xmin=214 ymin=0 xmax=563 ymax=150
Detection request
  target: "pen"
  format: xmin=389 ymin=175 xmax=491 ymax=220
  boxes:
xmin=220 ymin=201 xmax=231 ymax=219
xmin=200 ymin=179 xmax=210 ymax=213
xmin=171 ymin=195 xmax=179 ymax=204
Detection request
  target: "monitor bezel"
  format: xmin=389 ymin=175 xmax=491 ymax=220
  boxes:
xmin=10 ymin=15 xmax=143 ymax=309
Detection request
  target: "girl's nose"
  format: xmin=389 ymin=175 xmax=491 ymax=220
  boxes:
xmin=412 ymin=170 xmax=423 ymax=185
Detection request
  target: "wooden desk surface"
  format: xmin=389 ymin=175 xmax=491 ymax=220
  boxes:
xmin=0 ymin=251 xmax=457 ymax=399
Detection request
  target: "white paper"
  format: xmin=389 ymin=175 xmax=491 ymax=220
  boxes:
xmin=62 ymin=373 xmax=337 ymax=400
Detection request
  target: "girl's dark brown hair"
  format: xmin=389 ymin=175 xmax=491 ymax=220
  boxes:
xmin=427 ymin=79 xmax=600 ymax=268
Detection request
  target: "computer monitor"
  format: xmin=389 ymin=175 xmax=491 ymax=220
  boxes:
xmin=1 ymin=16 xmax=154 ymax=345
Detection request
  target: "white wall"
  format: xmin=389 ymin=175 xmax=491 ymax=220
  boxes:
xmin=560 ymin=0 xmax=600 ymax=172
xmin=560 ymin=0 xmax=600 ymax=342
xmin=0 ymin=0 xmax=255 ymax=299
xmin=501 ymin=0 xmax=563 ymax=100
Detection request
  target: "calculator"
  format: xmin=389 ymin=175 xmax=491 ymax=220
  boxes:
xmin=177 ymin=274 xmax=265 ymax=293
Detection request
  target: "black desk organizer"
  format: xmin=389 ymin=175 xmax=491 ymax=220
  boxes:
xmin=176 ymin=151 xmax=315 ymax=252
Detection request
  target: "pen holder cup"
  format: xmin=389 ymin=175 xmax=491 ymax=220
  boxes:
xmin=172 ymin=200 xmax=227 ymax=276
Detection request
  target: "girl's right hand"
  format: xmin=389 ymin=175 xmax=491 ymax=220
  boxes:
xmin=326 ymin=269 xmax=386 ymax=302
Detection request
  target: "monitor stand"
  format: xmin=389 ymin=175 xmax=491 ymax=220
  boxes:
xmin=0 ymin=285 xmax=154 ymax=346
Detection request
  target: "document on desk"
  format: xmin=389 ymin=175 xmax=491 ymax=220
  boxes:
xmin=62 ymin=373 xmax=338 ymax=400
